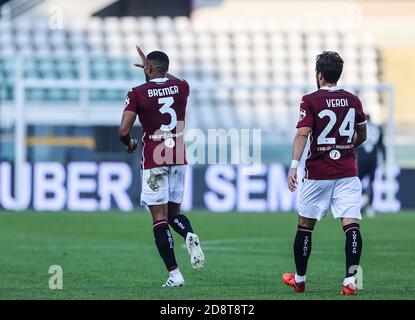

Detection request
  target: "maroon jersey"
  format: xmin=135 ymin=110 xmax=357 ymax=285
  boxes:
xmin=124 ymin=77 xmax=189 ymax=169
xmin=296 ymin=86 xmax=366 ymax=180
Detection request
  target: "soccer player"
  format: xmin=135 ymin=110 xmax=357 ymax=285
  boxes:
xmin=283 ymin=51 xmax=367 ymax=295
xmin=119 ymin=46 xmax=204 ymax=287
xmin=357 ymin=114 xmax=386 ymax=217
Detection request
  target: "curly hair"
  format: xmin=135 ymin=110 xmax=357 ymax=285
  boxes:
xmin=315 ymin=51 xmax=344 ymax=83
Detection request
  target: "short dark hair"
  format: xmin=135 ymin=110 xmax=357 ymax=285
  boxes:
xmin=147 ymin=51 xmax=169 ymax=73
xmin=315 ymin=51 xmax=344 ymax=83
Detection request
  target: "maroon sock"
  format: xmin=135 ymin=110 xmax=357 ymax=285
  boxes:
xmin=343 ymin=223 xmax=362 ymax=278
xmin=168 ymin=213 xmax=194 ymax=239
xmin=153 ymin=220 xmax=178 ymax=271
xmin=293 ymin=225 xmax=314 ymax=276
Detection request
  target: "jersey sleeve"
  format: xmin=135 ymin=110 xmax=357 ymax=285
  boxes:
xmin=123 ymin=89 xmax=139 ymax=113
xmin=296 ymin=96 xmax=314 ymax=129
xmin=181 ymin=79 xmax=190 ymax=97
xmin=355 ymin=97 xmax=367 ymax=125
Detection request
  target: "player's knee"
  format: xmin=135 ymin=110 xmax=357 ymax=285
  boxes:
xmin=341 ymin=218 xmax=360 ymax=227
xmin=298 ymin=216 xmax=317 ymax=228
xmin=149 ymin=204 xmax=168 ymax=223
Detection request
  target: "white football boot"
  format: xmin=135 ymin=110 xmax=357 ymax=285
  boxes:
xmin=162 ymin=268 xmax=185 ymax=287
xmin=185 ymin=233 xmax=205 ymax=270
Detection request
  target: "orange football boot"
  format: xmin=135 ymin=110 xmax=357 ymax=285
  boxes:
xmin=342 ymin=283 xmax=358 ymax=295
xmin=282 ymin=273 xmax=306 ymax=293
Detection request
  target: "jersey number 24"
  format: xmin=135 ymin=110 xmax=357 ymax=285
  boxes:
xmin=317 ymin=108 xmax=355 ymax=145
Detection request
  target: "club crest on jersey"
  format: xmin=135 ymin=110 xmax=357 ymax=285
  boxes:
xmin=164 ymin=138 xmax=175 ymax=148
xmin=299 ymin=108 xmax=306 ymax=121
xmin=329 ymin=149 xmax=341 ymax=160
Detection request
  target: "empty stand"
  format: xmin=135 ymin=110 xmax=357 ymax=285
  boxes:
xmin=0 ymin=17 xmax=380 ymax=134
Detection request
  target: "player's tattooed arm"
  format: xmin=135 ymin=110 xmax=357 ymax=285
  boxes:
xmin=288 ymin=127 xmax=311 ymax=192
xmin=354 ymin=123 xmax=367 ymax=149
xmin=133 ymin=46 xmax=180 ymax=80
xmin=119 ymin=111 xmax=138 ymax=153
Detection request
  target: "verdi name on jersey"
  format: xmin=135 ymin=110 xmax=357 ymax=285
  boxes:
xmin=325 ymin=98 xmax=349 ymax=108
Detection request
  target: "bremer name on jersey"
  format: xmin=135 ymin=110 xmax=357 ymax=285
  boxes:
xmin=297 ymin=86 xmax=366 ymax=180
xmin=124 ymin=77 xmax=189 ymax=169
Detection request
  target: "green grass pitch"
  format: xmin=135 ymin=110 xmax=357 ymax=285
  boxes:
xmin=0 ymin=210 xmax=414 ymax=300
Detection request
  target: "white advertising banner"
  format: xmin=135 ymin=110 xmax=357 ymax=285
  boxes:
xmin=0 ymin=162 xmax=401 ymax=212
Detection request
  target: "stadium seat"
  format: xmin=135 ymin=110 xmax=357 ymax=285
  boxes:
xmin=0 ymin=17 xmax=381 ymax=133
xmin=199 ymin=103 xmax=219 ymax=129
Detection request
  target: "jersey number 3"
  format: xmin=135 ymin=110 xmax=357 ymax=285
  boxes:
xmin=317 ymin=108 xmax=355 ymax=145
xmin=158 ymin=97 xmax=177 ymax=131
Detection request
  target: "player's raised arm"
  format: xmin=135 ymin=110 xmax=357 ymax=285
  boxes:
xmin=288 ymin=126 xmax=311 ymax=192
xmin=119 ymin=111 xmax=138 ymax=153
